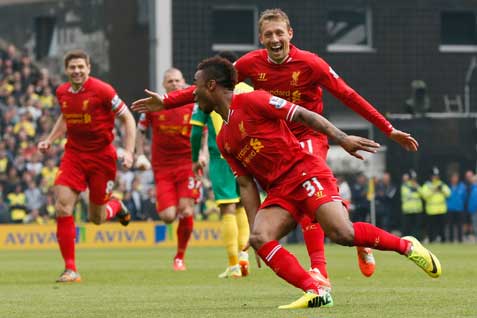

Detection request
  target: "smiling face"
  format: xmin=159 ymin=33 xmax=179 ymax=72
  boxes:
xmin=65 ymin=58 xmax=90 ymax=90
xmin=193 ymin=70 xmax=215 ymax=114
xmin=259 ymin=19 xmax=293 ymax=63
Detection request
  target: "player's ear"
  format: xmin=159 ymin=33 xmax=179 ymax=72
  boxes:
xmin=207 ymin=80 xmax=216 ymax=90
xmin=289 ymin=27 xmax=294 ymax=40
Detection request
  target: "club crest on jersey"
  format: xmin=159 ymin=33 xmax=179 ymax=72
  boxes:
xmin=290 ymin=71 xmax=301 ymax=86
xmin=239 ymin=121 xmax=247 ymax=138
xmin=329 ymin=66 xmax=340 ymax=79
xmin=269 ymin=96 xmax=287 ymax=109
xmin=82 ymin=99 xmax=89 ymax=111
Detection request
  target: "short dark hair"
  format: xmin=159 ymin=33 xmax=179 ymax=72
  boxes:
xmin=64 ymin=49 xmax=90 ymax=68
xmin=197 ymin=56 xmax=236 ymax=90
xmin=217 ymin=51 xmax=238 ymax=64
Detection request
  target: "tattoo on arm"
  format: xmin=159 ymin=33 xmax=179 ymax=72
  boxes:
xmin=294 ymin=107 xmax=347 ymax=143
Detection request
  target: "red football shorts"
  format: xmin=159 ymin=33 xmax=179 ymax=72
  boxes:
xmin=154 ymin=165 xmax=200 ymax=212
xmin=260 ymin=174 xmax=342 ymax=222
xmin=55 ymin=145 xmax=117 ymax=205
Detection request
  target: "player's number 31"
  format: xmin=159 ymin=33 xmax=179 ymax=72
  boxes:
xmin=302 ymin=177 xmax=324 ymax=197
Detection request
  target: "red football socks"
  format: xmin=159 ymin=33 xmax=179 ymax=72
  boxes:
xmin=175 ymin=215 xmax=194 ymax=259
xmin=301 ymin=217 xmax=328 ymax=278
xmin=105 ymin=198 xmax=122 ymax=220
xmin=257 ymin=240 xmax=317 ymax=292
xmin=56 ymin=215 xmax=77 ymax=271
xmin=353 ymin=222 xmax=410 ymax=255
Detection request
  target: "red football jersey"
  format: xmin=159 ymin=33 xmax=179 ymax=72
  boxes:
xmin=216 ymin=90 xmax=333 ymax=191
xmin=234 ymin=44 xmax=393 ymax=138
xmin=138 ymin=103 xmax=194 ymax=169
xmin=56 ymin=77 xmax=127 ymax=152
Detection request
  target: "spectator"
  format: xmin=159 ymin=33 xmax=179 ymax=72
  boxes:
xmin=421 ymin=167 xmax=451 ymax=243
xmin=446 ymin=172 xmax=467 ymax=242
xmin=401 ymin=170 xmax=424 ymax=240
xmin=375 ymin=172 xmax=397 ymax=231
xmin=467 ymin=175 xmax=477 ymax=242
xmin=6 ymin=183 xmax=26 ymax=223
xmin=24 ymin=180 xmax=44 ymax=219
xmin=463 ymin=170 xmax=476 ymax=240
xmin=350 ymin=173 xmax=370 ymax=222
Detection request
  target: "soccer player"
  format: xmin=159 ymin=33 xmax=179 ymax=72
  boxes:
xmin=191 ymin=56 xmax=441 ymax=309
xmin=38 ymin=50 xmax=136 ymax=283
xmin=131 ymin=8 xmax=421 ymax=282
xmin=135 ymin=68 xmax=198 ymax=271
xmin=190 ymin=52 xmax=252 ymax=278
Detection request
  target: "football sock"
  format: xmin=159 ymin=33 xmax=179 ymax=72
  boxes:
xmin=221 ymin=213 xmax=239 ymax=266
xmin=353 ymin=222 xmax=410 ymax=255
xmin=105 ymin=198 xmax=122 ymax=220
xmin=56 ymin=215 xmax=77 ymax=271
xmin=175 ymin=215 xmax=194 ymax=259
xmin=301 ymin=217 xmax=328 ymax=278
xmin=235 ymin=207 xmax=250 ymax=251
xmin=257 ymin=240 xmax=317 ymax=292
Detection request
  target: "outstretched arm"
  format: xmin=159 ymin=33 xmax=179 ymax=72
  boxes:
xmin=131 ymin=86 xmax=196 ymax=113
xmin=293 ymin=106 xmax=380 ymax=160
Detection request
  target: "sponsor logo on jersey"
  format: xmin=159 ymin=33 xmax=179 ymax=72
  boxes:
xmin=62 ymin=101 xmax=68 ymax=109
xmin=329 ymin=66 xmax=340 ymax=79
xmin=290 ymin=71 xmax=301 ymax=86
xmin=269 ymin=96 xmax=287 ymax=109
xmin=292 ymin=90 xmax=301 ymax=103
xmin=257 ymin=72 xmax=267 ymax=81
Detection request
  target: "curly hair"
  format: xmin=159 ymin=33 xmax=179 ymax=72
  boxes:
xmin=196 ymin=56 xmax=237 ymax=90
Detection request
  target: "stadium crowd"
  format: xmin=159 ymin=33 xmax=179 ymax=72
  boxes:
xmin=0 ymin=42 xmax=476 ymax=244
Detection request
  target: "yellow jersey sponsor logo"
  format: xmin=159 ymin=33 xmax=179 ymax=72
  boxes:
xmin=257 ymin=72 xmax=267 ymax=81
xmin=292 ymin=90 xmax=301 ymax=103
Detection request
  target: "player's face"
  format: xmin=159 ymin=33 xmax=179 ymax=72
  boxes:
xmin=193 ymin=70 xmax=214 ymax=114
xmin=163 ymin=70 xmax=186 ymax=93
xmin=259 ymin=19 xmax=293 ymax=63
xmin=65 ymin=58 xmax=90 ymax=88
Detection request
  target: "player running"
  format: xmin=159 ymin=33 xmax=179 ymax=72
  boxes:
xmin=38 ymin=49 xmax=136 ymax=283
xmin=135 ymin=68 xmax=199 ymax=271
xmin=193 ymin=56 xmax=440 ymax=309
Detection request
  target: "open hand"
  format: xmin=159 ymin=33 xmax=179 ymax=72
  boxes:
xmin=389 ymin=128 xmax=419 ymax=152
xmin=131 ymin=89 xmax=165 ymax=113
xmin=340 ymin=136 xmax=380 ymax=160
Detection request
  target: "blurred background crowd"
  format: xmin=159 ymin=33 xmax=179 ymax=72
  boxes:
xmin=1 ymin=41 xmax=477 ymax=244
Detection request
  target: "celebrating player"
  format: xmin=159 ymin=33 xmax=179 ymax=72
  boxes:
xmin=38 ymin=49 xmax=136 ymax=283
xmin=131 ymin=8 xmax=421 ymax=284
xmin=190 ymin=52 xmax=252 ymax=278
xmin=135 ymin=68 xmax=199 ymax=271
xmin=192 ymin=56 xmax=440 ymax=309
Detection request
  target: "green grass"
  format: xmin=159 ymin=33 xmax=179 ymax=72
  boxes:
xmin=1 ymin=244 xmax=476 ymax=318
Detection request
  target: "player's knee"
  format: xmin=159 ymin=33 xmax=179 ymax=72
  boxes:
xmin=54 ymin=201 xmax=73 ymax=217
xmin=89 ymin=213 xmax=103 ymax=225
xmin=326 ymin=226 xmax=354 ymax=246
xmin=160 ymin=213 xmax=175 ymax=224
xmin=249 ymin=231 xmax=268 ymax=250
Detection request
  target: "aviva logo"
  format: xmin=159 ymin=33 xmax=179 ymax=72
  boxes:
xmin=3 ymin=231 xmax=57 ymax=246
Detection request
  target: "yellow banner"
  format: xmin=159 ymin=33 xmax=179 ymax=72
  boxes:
xmin=0 ymin=221 xmax=222 ymax=250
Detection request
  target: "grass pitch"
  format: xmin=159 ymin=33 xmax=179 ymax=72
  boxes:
xmin=1 ymin=243 xmax=476 ymax=318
